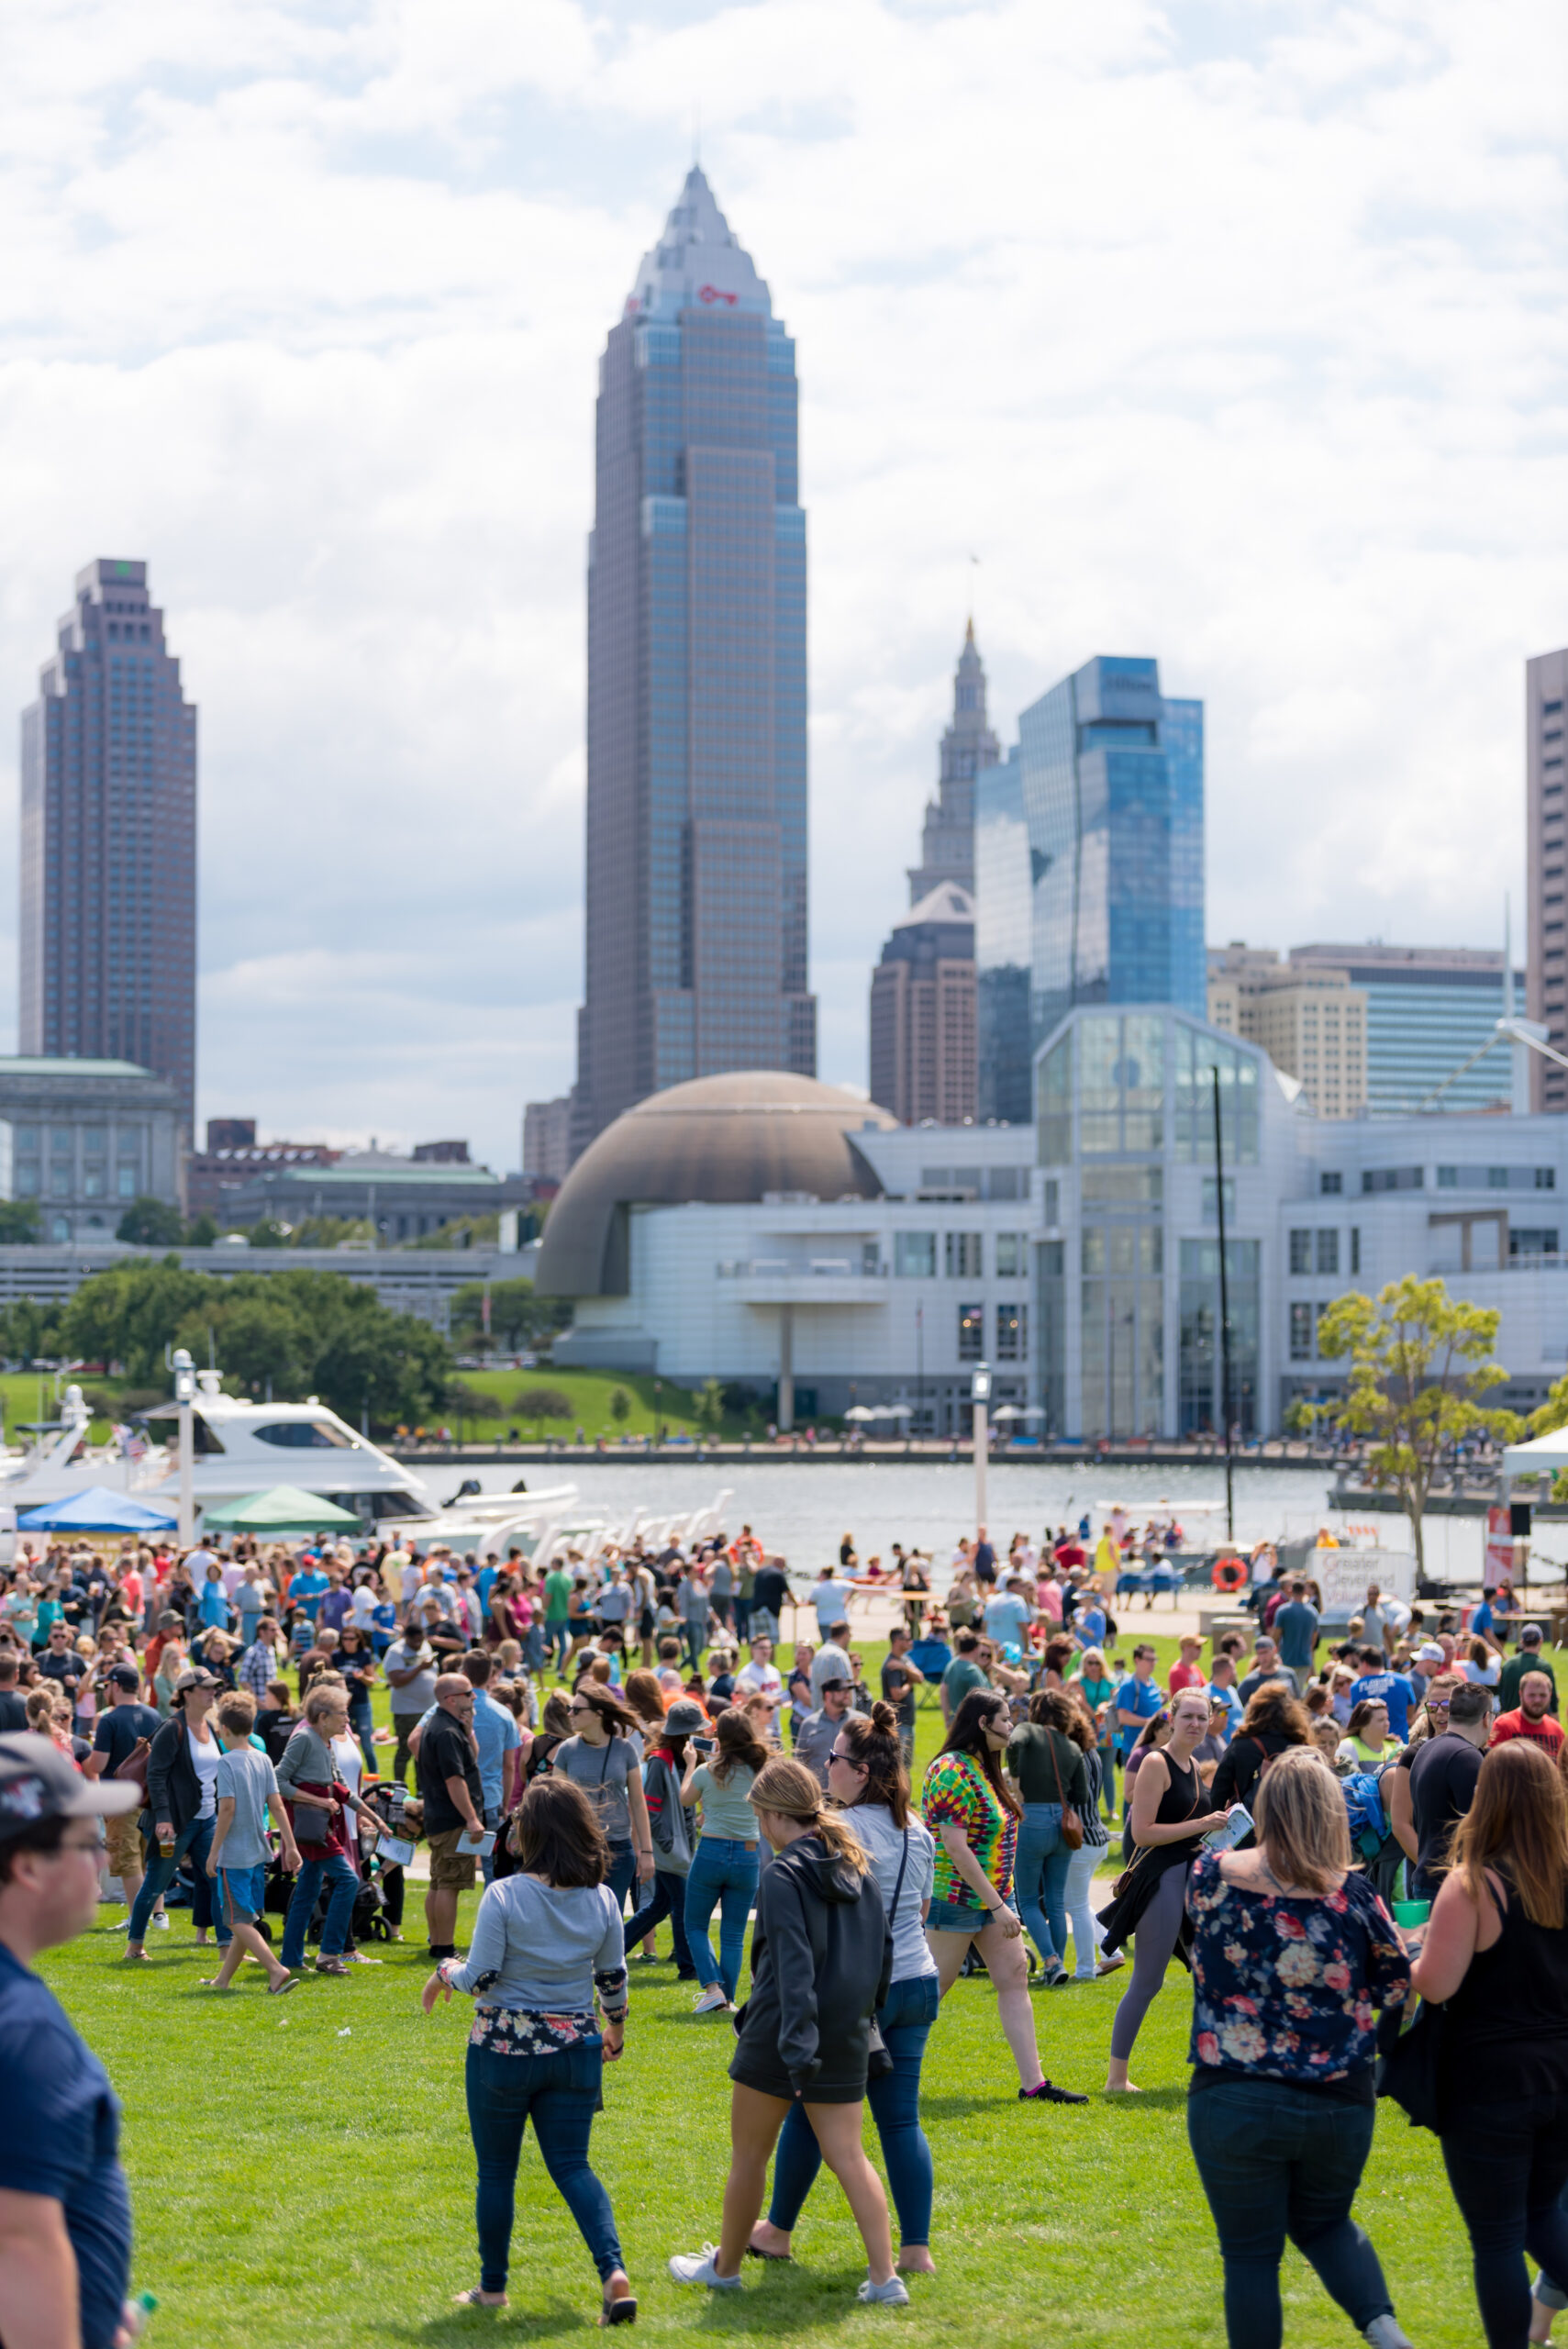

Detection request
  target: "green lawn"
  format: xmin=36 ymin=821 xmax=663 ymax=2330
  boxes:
xmin=35 ymin=1634 xmax=1481 ymax=2348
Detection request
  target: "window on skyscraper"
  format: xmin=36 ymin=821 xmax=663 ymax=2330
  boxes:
xmin=958 ymin=1304 xmax=984 ymax=1362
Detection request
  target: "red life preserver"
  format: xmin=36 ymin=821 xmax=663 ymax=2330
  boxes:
xmin=1212 ymin=1556 xmax=1246 ymax=1593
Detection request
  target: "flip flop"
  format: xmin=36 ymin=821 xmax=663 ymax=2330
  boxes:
xmin=600 ymin=2298 xmax=638 ymax=2326
xmin=745 ymin=2243 xmax=793 ymax=2262
xmin=268 ymin=1975 xmax=301 ymax=1997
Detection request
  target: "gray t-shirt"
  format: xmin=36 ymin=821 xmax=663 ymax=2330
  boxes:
xmin=214 ymin=1745 xmax=280 ymax=1868
xmin=386 ymin=1638 xmax=438 ymax=1714
xmin=550 ymin=1732 xmax=639 ymax=1847
xmin=690 ymin=1758 xmax=759 ymax=1842
xmin=852 ymin=1803 xmax=938 ymax=1985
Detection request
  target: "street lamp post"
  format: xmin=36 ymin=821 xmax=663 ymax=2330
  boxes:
xmin=172 ymin=1345 xmax=196 ymax=1547
xmin=971 ymin=1360 xmax=992 ymax=1534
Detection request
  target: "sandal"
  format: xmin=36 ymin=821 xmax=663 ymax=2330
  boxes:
xmin=268 ymin=1974 xmax=301 ymax=1997
xmin=600 ymin=2298 xmax=638 ymax=2326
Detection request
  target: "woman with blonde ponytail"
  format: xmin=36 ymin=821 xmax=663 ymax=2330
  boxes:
xmin=668 ymin=1756 xmax=906 ymax=2305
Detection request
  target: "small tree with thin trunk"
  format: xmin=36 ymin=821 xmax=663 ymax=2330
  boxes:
xmin=1316 ymin=1275 xmax=1518 ymax=1581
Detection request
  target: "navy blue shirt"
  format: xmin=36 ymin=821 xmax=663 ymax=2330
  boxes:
xmin=0 ymin=1942 xmax=131 ymax=2345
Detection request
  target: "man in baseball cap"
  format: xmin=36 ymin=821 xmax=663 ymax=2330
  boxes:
xmin=0 ymin=1734 xmax=139 ymax=2348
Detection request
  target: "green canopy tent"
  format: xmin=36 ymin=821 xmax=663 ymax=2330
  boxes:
xmin=200 ymin=1486 xmax=362 ymax=1536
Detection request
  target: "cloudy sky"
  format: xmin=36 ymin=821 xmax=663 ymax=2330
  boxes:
xmin=2 ymin=0 xmax=1563 ymax=1171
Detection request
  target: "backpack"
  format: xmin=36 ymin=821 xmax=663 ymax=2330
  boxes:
xmin=1342 ymin=1767 xmax=1390 ymax=1864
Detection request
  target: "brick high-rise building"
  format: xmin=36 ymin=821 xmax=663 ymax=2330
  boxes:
xmin=869 ymin=882 xmax=977 ymax=1125
xmin=1528 ymin=646 xmax=1568 ymax=1110
xmin=20 ymin=560 xmax=197 ymax=1138
xmin=571 ymin=168 xmax=814 ymax=1156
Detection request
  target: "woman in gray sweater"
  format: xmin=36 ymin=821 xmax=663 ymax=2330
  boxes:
xmin=423 ymin=1775 xmax=634 ymax=2323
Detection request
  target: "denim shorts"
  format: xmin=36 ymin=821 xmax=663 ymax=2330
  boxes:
xmin=220 ymin=1864 xmax=268 ymax=1923
xmin=927 ymin=1894 xmax=1009 ymax=1934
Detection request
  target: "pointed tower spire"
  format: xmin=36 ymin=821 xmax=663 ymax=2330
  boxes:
xmin=906 ymin=625 xmax=1001 ymax=905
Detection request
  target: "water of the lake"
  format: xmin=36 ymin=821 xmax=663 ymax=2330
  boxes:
xmin=432 ymin=1458 xmax=1533 ymax=1588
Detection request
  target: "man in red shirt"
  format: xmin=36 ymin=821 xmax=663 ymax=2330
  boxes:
xmin=1167 ymin=1633 xmax=1207 ymax=1696
xmin=1490 ymin=1670 xmax=1565 ymax=1757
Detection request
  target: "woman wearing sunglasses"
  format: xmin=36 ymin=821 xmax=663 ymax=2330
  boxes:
xmin=748 ymin=1701 xmax=940 ymax=2274
xmin=920 ymin=1690 xmax=1086 ymax=2105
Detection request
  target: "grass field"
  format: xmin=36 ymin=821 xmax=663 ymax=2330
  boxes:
xmin=36 ymin=1633 xmax=1485 ymax=2349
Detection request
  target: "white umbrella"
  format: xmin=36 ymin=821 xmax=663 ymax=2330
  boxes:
xmin=843 ymin=1405 xmax=876 ymax=1422
xmin=878 ymin=1402 xmax=914 ymax=1419
xmin=992 ymin=1404 xmax=1023 ymax=1422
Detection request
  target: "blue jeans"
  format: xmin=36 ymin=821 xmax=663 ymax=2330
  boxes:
xmin=684 ymin=1835 xmax=760 ymax=2000
xmin=605 ymin=1842 xmax=638 ymax=1918
xmin=281 ymin=1848 xmax=360 ymax=1968
xmin=524 ymin=1624 xmax=546 ymax=1673
xmin=1187 ymin=2076 xmax=1395 ymax=2349
xmin=127 ymin=1813 xmax=229 ymax=1946
xmin=544 ymin=1620 xmax=570 ymax=1668
xmin=466 ymin=2038 xmax=623 ymax=2294
xmin=1015 ymin=1802 xmax=1065 ymax=1972
xmin=347 ymin=1697 xmax=376 ymax=1776
xmin=624 ymin=1870 xmax=695 ymax=1974
xmin=770 ymin=1973 xmax=939 ymax=2247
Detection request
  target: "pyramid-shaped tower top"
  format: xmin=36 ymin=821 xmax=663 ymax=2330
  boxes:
xmin=627 ymin=166 xmax=773 ymax=323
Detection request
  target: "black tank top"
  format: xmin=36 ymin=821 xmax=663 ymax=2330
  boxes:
xmin=1443 ymin=1872 xmax=1568 ymax=2106
xmin=1156 ymin=1751 xmax=1201 ymax=1829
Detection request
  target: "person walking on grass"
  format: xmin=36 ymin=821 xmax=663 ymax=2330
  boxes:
xmin=1101 ymin=1686 xmax=1238 ymax=2092
xmin=749 ymin=1703 xmax=941 ymax=2277
xmin=683 ymin=1705 xmax=767 ymax=2013
xmin=123 ymin=1667 xmax=233 ymax=1965
xmin=277 ymin=1683 xmax=389 ymax=1976
xmin=426 ymin=1775 xmax=635 ymax=2323
xmin=1185 ymin=1745 xmax=1414 ymax=2349
xmin=0 ymin=1734 xmax=142 ymax=2349
xmin=921 ymin=1689 xmax=1087 ymax=2106
xmin=199 ymin=1691 xmax=302 ymax=1996
xmin=668 ymin=1756 xmax=906 ymax=2304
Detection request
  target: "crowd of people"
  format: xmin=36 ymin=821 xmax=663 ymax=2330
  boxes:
xmin=3 ymin=1512 xmax=1568 ymax=2345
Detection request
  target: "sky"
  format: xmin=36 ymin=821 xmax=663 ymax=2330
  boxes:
xmin=1 ymin=0 xmax=1563 ymax=1174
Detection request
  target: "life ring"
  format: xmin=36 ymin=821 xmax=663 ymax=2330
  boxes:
xmin=1212 ymin=1556 xmax=1246 ymax=1592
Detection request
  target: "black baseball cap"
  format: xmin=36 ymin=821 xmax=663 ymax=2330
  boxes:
xmin=0 ymin=1732 xmax=139 ymax=1838
xmin=108 ymin=1664 xmax=141 ymax=1691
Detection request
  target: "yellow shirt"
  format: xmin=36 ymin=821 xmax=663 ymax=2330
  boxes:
xmin=1094 ymin=1533 xmax=1120 ymax=1581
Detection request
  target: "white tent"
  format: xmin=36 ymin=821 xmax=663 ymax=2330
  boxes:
xmin=1501 ymin=1428 xmax=1568 ymax=1478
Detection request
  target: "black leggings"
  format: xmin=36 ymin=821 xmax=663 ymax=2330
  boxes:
xmin=1441 ymin=2115 xmax=1568 ymax=2349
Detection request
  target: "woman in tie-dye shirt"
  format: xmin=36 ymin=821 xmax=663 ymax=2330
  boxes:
xmin=919 ymin=1690 xmax=1086 ymax=2107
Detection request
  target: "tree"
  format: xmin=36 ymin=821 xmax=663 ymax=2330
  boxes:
xmin=695 ymin=1376 xmax=725 ymax=1434
xmin=1282 ymin=1397 xmax=1318 ymax=1439
xmin=246 ymin=1219 xmax=292 ymax=1249
xmin=0 ymin=1200 xmax=41 ymax=1244
xmin=1316 ymin=1275 xmax=1518 ymax=1579
xmin=608 ymin=1386 xmax=632 ymax=1426
xmin=117 ymin=1197 xmax=185 ymax=1248
xmin=513 ymin=1386 xmax=573 ymax=1424
xmin=184 ymin=1212 xmax=219 ymax=1248
xmin=450 ymin=1276 xmax=567 ymax=1354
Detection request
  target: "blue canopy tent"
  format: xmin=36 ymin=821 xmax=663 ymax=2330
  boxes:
xmin=17 ymin=1486 xmax=178 ymax=1534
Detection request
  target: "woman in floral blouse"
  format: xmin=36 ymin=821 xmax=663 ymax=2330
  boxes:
xmin=1184 ymin=1745 xmax=1413 ymax=2349
xmin=423 ymin=1775 xmax=635 ymax=2324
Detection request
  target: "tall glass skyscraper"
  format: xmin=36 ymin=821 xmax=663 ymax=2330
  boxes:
xmin=975 ymin=655 xmax=1204 ymax=1124
xmin=19 ymin=559 xmax=197 ymax=1137
xmin=573 ymin=168 xmax=813 ymax=1152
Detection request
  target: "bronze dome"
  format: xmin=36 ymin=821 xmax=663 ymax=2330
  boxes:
xmin=535 ymin=1073 xmax=895 ymax=1297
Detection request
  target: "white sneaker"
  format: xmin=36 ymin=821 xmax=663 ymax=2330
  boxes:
xmin=859 ymin=2276 xmax=911 ymax=2307
xmin=692 ymin=1986 xmax=730 ymax=2014
xmin=669 ymin=2247 xmax=741 ymax=2290
xmin=150 ymin=1913 xmax=170 ymax=1932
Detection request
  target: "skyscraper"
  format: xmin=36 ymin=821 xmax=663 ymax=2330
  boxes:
xmin=572 ymin=167 xmax=813 ymax=1154
xmin=1527 ymin=646 xmax=1568 ymax=1111
xmin=974 ymin=654 xmax=1204 ymax=1124
xmin=906 ymin=621 xmax=1000 ymax=905
xmin=868 ymin=881 xmax=976 ymax=1125
xmin=19 ymin=560 xmax=197 ymax=1137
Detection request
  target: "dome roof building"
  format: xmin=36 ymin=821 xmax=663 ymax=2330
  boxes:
xmin=536 ymin=1073 xmax=895 ymax=1299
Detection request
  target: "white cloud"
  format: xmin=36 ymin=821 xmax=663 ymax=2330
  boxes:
xmin=0 ymin=0 xmax=1562 ymax=1169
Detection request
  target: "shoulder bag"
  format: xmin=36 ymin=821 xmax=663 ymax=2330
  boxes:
xmin=112 ymin=1736 xmax=152 ymax=1799
xmin=1047 ymin=1731 xmax=1084 ymax=1851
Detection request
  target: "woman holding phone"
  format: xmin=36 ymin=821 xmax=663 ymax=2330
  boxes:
xmin=1101 ymin=1686 xmax=1237 ymax=2091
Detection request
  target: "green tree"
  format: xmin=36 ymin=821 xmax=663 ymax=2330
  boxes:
xmin=451 ymin=1276 xmax=567 ymax=1353
xmin=513 ymin=1386 xmax=573 ymax=1425
xmin=0 ymin=1200 xmax=41 ymax=1244
xmin=246 ymin=1219 xmax=292 ymax=1249
xmin=1317 ymin=1275 xmax=1518 ymax=1579
xmin=117 ymin=1197 xmax=185 ymax=1247
xmin=695 ymin=1376 xmax=725 ymax=1434
xmin=0 ymin=1296 xmax=60 ymax=1362
xmin=608 ymin=1386 xmax=632 ymax=1427
xmin=184 ymin=1212 xmax=219 ymax=1247
xmin=1282 ymin=1398 xmax=1318 ymax=1439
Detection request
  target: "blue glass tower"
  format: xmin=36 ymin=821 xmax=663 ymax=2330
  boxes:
xmin=573 ymin=168 xmax=814 ymax=1150
xmin=975 ymin=655 xmax=1204 ymax=1123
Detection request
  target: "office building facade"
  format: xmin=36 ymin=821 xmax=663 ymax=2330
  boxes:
xmin=869 ymin=882 xmax=976 ymax=1126
xmin=522 ymin=1096 xmax=573 ymax=1186
xmin=1207 ymin=944 xmax=1368 ymax=1119
xmin=572 ymin=167 xmax=813 ymax=1154
xmin=20 ymin=561 xmax=197 ymax=1140
xmin=0 ymin=1058 xmax=183 ymax=1242
xmin=1288 ymin=943 xmax=1518 ymax=1115
xmin=975 ymin=655 xmax=1204 ymax=1127
xmin=1527 ymin=647 xmax=1568 ymax=1110
xmin=906 ymin=622 xmax=999 ymax=904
